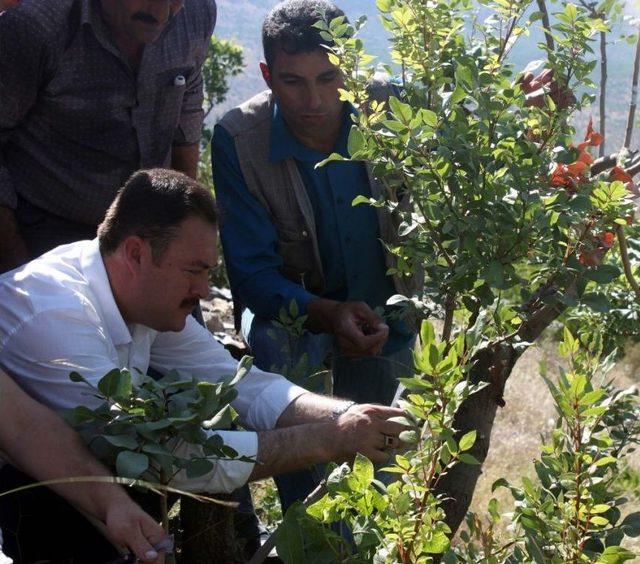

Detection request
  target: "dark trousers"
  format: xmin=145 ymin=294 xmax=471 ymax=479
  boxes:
xmin=0 ymin=466 xmax=128 ymax=563
xmin=15 ymin=197 xmax=97 ymax=260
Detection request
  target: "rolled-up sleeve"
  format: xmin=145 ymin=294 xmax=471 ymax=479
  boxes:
xmin=170 ymin=430 xmax=257 ymax=493
xmin=150 ymin=317 xmax=308 ymax=430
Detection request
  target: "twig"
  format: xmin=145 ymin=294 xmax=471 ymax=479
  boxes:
xmin=599 ymin=29 xmax=608 ymax=157
xmin=616 ymin=224 xmax=640 ymax=303
xmin=624 ymin=29 xmax=640 ymax=149
xmin=536 ymin=0 xmax=555 ymax=53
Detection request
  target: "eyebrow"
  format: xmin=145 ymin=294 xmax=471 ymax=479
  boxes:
xmin=190 ymin=260 xmax=213 ymax=270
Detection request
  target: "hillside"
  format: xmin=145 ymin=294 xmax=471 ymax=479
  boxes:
xmin=213 ymin=0 xmax=639 ymax=151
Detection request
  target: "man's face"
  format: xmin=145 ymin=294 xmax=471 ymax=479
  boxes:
xmin=135 ymin=216 xmax=217 ymax=332
xmin=100 ymin=0 xmax=184 ymax=44
xmin=261 ymin=48 xmax=345 ymax=142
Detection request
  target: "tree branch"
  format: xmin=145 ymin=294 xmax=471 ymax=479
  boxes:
xmin=616 ymin=224 xmax=640 ymax=303
xmin=599 ymin=29 xmax=608 ymax=157
xmin=536 ymin=0 xmax=555 ymax=53
xmin=624 ymin=29 xmax=640 ymax=150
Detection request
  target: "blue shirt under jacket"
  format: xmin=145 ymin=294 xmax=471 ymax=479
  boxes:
xmin=212 ymin=103 xmax=412 ymax=354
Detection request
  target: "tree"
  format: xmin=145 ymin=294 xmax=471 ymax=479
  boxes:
xmin=259 ymin=0 xmax=640 ymax=561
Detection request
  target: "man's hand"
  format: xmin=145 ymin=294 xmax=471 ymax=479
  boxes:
xmin=521 ymin=69 xmax=575 ymax=110
xmin=326 ymin=403 xmax=409 ymax=464
xmin=307 ymin=298 xmax=389 ymax=358
xmin=103 ymin=496 xmax=168 ymax=563
xmin=0 ymin=205 xmax=28 ymax=273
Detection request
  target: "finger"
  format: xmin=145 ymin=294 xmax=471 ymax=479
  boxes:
xmin=340 ymin=327 xmax=388 ymax=355
xmin=130 ymin=518 xmax=168 ymax=562
xmin=378 ymin=419 xmax=411 ymax=436
xmin=364 ymin=447 xmax=392 ymax=464
xmin=364 ymin=405 xmax=406 ymax=419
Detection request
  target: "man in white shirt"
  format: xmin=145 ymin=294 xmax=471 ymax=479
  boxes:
xmin=0 ymin=168 xmax=406 ymax=560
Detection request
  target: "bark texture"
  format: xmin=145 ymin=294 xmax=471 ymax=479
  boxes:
xmin=180 ymin=495 xmax=239 ymax=564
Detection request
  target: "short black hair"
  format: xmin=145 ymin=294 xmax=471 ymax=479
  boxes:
xmin=262 ymin=0 xmax=346 ymax=70
xmin=98 ymin=169 xmax=218 ymax=262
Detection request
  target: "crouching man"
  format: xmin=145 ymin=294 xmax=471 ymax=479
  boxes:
xmin=0 ymin=169 xmax=406 ymax=561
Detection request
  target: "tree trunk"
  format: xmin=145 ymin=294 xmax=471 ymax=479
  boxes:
xmin=180 ymin=495 xmax=240 ymax=564
xmin=435 ymin=343 xmax=518 ymax=533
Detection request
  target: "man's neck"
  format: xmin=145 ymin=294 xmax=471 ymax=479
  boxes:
xmin=290 ymin=121 xmax=343 ymax=154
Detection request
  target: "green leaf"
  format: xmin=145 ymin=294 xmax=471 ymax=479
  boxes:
xmin=585 ymin=264 xmax=621 ymax=283
xmin=597 ymin=545 xmax=635 ymax=563
xmin=203 ymin=404 xmax=235 ymax=430
xmin=399 ymin=429 xmax=419 ymax=444
xmin=352 ymin=453 xmax=374 ymax=486
xmin=98 ymin=369 xmax=132 ymax=400
xmin=352 ymin=194 xmax=374 ymax=207
xmin=388 ymin=96 xmax=413 ymax=123
xmin=423 ymin=530 xmax=450 ymax=553
xmin=420 ymin=320 xmax=436 ymax=348
xmin=347 ymin=126 xmax=365 ymax=157
xmin=459 ymin=453 xmax=481 ymax=465
xmin=458 ymin=430 xmax=477 ymax=452
xmin=186 ymin=458 xmax=214 ymax=479
xmin=620 ymin=512 xmax=640 ymax=537
xmin=69 ymin=372 xmax=89 ymax=384
xmin=115 ymin=450 xmax=149 ymax=479
xmin=102 ymin=434 xmax=139 ymax=450
xmin=581 ymin=292 xmax=611 ymax=313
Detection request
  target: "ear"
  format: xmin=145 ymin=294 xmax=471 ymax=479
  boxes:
xmin=260 ymin=62 xmax=272 ymax=88
xmin=120 ymin=236 xmax=149 ymax=275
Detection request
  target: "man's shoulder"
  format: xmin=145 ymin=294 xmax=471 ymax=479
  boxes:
xmin=0 ymin=241 xmax=94 ymax=325
xmin=1 ymin=0 xmax=78 ymax=43
xmin=181 ymin=0 xmax=217 ymax=38
xmin=218 ymin=90 xmax=273 ymax=138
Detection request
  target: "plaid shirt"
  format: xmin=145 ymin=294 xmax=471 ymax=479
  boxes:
xmin=0 ymin=0 xmax=216 ymax=226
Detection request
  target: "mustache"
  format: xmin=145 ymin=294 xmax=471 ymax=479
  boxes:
xmin=180 ymin=298 xmax=200 ymax=310
xmin=132 ymin=12 xmax=160 ymax=24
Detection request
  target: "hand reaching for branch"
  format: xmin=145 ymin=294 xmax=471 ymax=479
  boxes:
xmin=307 ymin=299 xmax=389 ymax=357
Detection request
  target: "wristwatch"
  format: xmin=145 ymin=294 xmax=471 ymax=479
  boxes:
xmin=330 ymin=400 xmax=357 ymax=421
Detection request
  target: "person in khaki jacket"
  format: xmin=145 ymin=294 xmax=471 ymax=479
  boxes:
xmin=212 ymin=0 xmax=417 ymax=511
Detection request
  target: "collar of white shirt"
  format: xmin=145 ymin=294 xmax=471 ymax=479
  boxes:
xmin=79 ymin=238 xmax=133 ymax=347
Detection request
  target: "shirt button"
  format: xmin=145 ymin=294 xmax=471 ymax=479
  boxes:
xmin=302 ymin=230 xmax=308 ymax=238
xmin=174 ymin=75 xmax=186 ymax=87
xmin=336 ymin=197 xmax=344 ymax=205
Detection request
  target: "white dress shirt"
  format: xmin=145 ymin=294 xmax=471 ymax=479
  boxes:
xmin=0 ymin=239 xmax=307 ymax=493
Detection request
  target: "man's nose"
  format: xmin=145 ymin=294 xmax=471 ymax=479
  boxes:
xmin=306 ymin=85 xmax=322 ymax=110
xmin=192 ymin=274 xmax=209 ymax=300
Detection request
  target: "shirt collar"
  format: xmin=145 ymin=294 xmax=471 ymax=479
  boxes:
xmin=80 ymin=239 xmax=133 ymax=347
xmin=268 ymin=102 xmax=355 ymax=163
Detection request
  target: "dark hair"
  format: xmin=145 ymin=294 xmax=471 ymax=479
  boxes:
xmin=262 ymin=0 xmax=346 ymax=70
xmin=98 ymin=169 xmax=218 ymax=262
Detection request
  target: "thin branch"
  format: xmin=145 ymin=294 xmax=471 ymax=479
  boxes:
xmin=536 ymin=0 xmax=555 ymax=53
xmin=624 ymin=29 xmax=640 ymax=149
xmin=616 ymin=224 xmax=640 ymax=303
xmin=599 ymin=30 xmax=608 ymax=157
